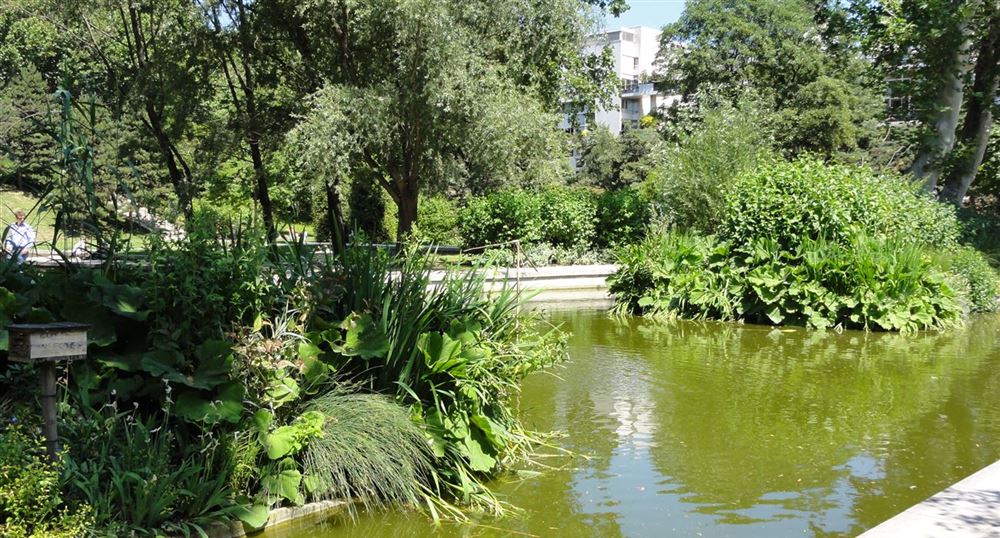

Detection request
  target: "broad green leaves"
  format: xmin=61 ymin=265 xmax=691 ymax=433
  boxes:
xmin=331 ymin=312 xmax=389 ymax=360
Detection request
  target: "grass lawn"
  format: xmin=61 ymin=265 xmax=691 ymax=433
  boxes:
xmin=0 ymin=186 xmax=80 ymax=251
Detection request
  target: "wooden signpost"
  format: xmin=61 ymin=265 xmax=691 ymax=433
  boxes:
xmin=7 ymin=322 xmax=89 ymax=460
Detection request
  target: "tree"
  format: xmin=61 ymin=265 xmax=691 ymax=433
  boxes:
xmin=288 ymin=0 xmax=609 ymax=239
xmin=47 ymin=0 xmax=213 ymax=219
xmin=577 ymin=125 xmax=664 ymax=189
xmin=656 ymin=0 xmax=881 ymax=158
xmin=779 ymin=76 xmax=881 ymax=156
xmin=941 ymin=3 xmax=1000 ymax=204
xmin=0 ymin=67 xmax=52 ymax=191
xmin=852 ymin=0 xmax=998 ymax=200
xmin=207 ymin=0 xmax=279 ymax=240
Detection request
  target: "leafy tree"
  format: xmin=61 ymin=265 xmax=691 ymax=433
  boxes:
xmin=40 ymin=0 xmax=214 ymax=219
xmin=852 ymin=0 xmax=999 ymax=203
xmin=288 ymin=0 xmax=605 ymax=239
xmin=577 ymin=127 xmax=622 ymax=188
xmin=941 ymin=4 xmax=1000 ymax=204
xmin=0 ymin=67 xmax=51 ymax=191
xmin=576 ymin=125 xmax=664 ymax=189
xmin=657 ymin=0 xmax=881 ymax=158
xmin=778 ymin=75 xmax=881 ymax=156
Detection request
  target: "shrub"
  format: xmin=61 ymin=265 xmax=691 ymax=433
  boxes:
xmin=60 ymin=408 xmax=242 ymax=535
xmin=653 ymin=98 xmax=776 ymax=233
xmin=305 ymin=246 xmax=566 ymax=513
xmin=459 ymin=189 xmax=543 ymax=248
xmin=594 ymin=188 xmax=651 ymax=249
xmin=722 ymin=158 xmax=961 ymax=250
xmin=610 ymin=231 xmax=962 ymax=332
xmin=415 ymin=196 xmax=462 ymax=246
xmin=0 ymin=421 xmax=93 ymax=538
xmin=539 ymin=186 xmax=597 ymax=249
xmin=931 ymin=246 xmax=1000 ymax=313
xmin=347 ymin=175 xmax=390 ymax=243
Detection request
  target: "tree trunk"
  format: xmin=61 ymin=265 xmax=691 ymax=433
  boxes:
xmin=324 ymin=179 xmax=346 ymax=252
xmin=395 ymin=182 xmax=418 ymax=242
xmin=145 ymin=105 xmax=194 ymax=219
xmin=128 ymin=5 xmax=195 ymax=219
xmin=941 ymin=5 xmax=1000 ymax=206
xmin=234 ymin=0 xmax=276 ymax=241
xmin=913 ymin=13 xmax=976 ymax=191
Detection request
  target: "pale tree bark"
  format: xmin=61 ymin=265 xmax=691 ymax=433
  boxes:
xmin=914 ymin=9 xmax=977 ymax=191
xmin=941 ymin=3 xmax=1000 ymax=205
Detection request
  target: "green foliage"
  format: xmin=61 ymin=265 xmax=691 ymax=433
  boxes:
xmin=576 ymin=126 xmax=665 ymax=190
xmin=657 ymin=0 xmax=882 ymax=162
xmin=539 ymin=186 xmax=597 ymax=250
xmin=779 ymin=76 xmax=881 ymax=156
xmin=722 ymin=159 xmax=961 ymax=250
xmin=459 ymin=186 xmax=650 ymax=252
xmin=652 ymin=97 xmax=776 ymax=233
xmin=0 ymin=420 xmax=93 ymax=538
xmin=460 ymin=189 xmax=544 ymax=248
xmin=301 ymin=390 xmax=434 ymax=514
xmin=930 ymin=245 xmax=1000 ymax=313
xmin=60 ymin=408 xmax=244 ymax=536
xmin=415 ymin=196 xmax=462 ymax=246
xmin=347 ymin=173 xmax=390 ymax=243
xmin=257 ymin=410 xmax=325 ymax=461
xmin=140 ymin=211 xmax=272 ymax=354
xmin=595 ymin=188 xmax=651 ymax=249
xmin=611 ymin=231 xmax=962 ymax=332
xmin=304 ymin=245 xmax=566 ymax=512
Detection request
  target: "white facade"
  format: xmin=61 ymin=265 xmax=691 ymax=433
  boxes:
xmin=560 ymin=26 xmax=680 ymax=136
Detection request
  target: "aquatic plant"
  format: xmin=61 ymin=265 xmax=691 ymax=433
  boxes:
xmin=611 ymin=231 xmax=962 ymax=332
xmin=305 ymin=244 xmax=566 ymax=514
xmin=301 ymin=390 xmax=434 ymax=513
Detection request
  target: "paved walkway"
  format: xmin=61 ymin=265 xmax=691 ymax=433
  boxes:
xmin=860 ymin=460 xmax=1000 ymax=537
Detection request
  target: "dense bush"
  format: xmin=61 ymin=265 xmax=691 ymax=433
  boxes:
xmin=415 ymin=196 xmax=462 ymax=246
xmin=459 ymin=189 xmax=544 ymax=248
xmin=595 ymin=189 xmax=651 ymax=249
xmin=347 ymin=175 xmax=391 ymax=243
xmin=539 ymin=186 xmax=597 ymax=249
xmin=612 ymin=158 xmax=998 ymax=332
xmin=652 ymin=98 xmax=775 ymax=233
xmin=723 ymin=159 xmax=962 ymax=250
xmin=577 ymin=126 xmax=665 ymax=190
xmin=611 ymin=231 xmax=961 ymax=332
xmin=458 ymin=186 xmax=649 ymax=253
xmin=931 ymin=246 xmax=1000 ymax=313
xmin=0 ymin=421 xmax=92 ymax=538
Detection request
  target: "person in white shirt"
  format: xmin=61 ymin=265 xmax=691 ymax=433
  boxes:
xmin=4 ymin=210 xmax=35 ymax=263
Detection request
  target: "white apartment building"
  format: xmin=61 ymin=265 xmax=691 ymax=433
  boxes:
xmin=560 ymin=26 xmax=679 ymax=136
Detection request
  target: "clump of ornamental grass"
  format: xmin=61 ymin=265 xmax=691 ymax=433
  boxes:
xmin=301 ymin=389 xmax=434 ymax=516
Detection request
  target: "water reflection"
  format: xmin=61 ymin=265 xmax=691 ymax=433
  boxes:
xmin=263 ymin=312 xmax=1000 ymax=538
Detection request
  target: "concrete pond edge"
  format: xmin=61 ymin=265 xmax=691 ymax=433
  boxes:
xmin=190 ymin=500 xmax=351 ymax=538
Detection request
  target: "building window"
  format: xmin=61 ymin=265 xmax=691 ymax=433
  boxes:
xmin=633 ymin=57 xmax=639 ymax=70
xmin=622 ymin=32 xmax=635 ymax=42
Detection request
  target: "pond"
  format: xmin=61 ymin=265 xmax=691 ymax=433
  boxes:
xmin=263 ymin=310 xmax=1000 ymax=537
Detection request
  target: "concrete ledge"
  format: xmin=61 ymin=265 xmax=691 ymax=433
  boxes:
xmin=428 ymin=264 xmax=618 ymax=304
xmin=859 ymin=460 xmax=1000 ymax=537
xmin=193 ymin=500 xmax=350 ymax=538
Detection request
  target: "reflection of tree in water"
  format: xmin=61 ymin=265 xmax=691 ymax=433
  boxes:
xmin=844 ymin=321 xmax=1000 ymax=536
xmin=623 ymin=314 xmax=1000 ymax=534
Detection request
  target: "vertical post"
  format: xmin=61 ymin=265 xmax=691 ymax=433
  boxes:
xmin=38 ymin=361 xmax=59 ymax=460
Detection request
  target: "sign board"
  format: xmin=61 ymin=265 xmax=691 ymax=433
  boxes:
xmin=7 ymin=322 xmax=90 ymax=363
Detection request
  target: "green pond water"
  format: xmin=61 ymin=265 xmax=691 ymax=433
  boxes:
xmin=263 ymin=310 xmax=1000 ymax=538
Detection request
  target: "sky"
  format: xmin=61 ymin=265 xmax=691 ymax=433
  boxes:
xmin=606 ymin=0 xmax=686 ymax=31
